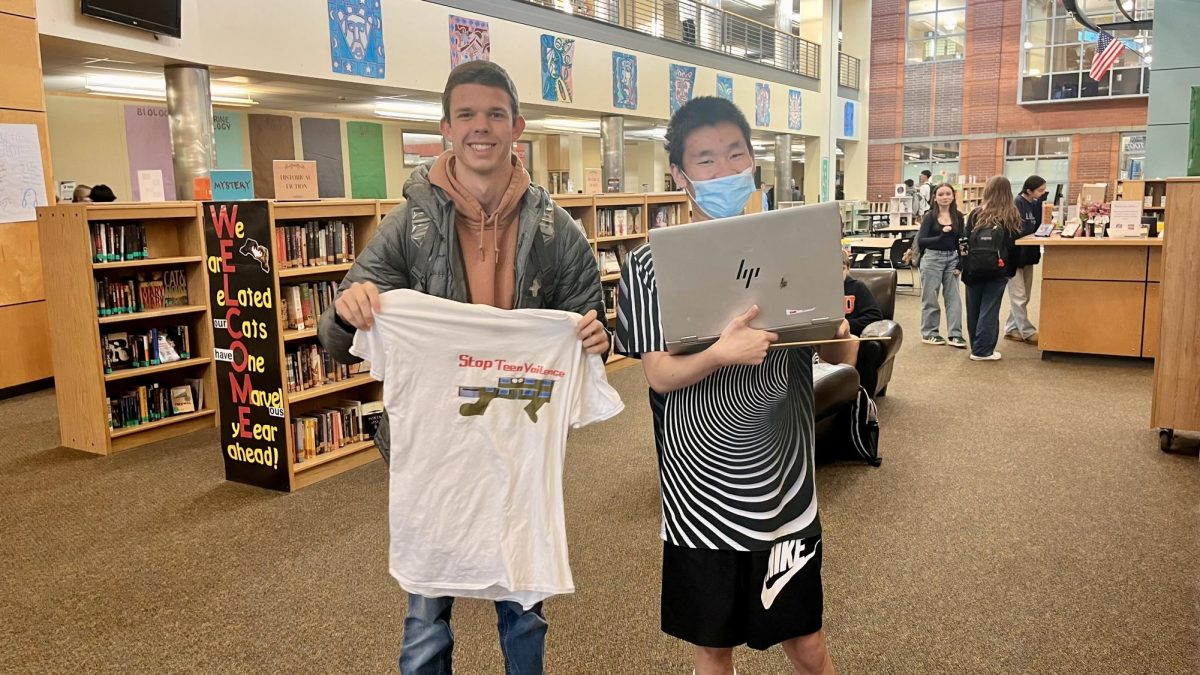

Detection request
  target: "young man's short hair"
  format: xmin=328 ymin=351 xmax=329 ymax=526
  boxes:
xmin=442 ymin=61 xmax=521 ymax=121
xmin=665 ymin=96 xmax=753 ymax=168
xmin=920 ymin=169 xmax=932 ymax=178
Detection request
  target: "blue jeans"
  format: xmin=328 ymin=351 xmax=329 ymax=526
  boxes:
xmin=399 ymin=594 xmax=548 ymax=675
xmin=965 ymin=277 xmax=1008 ymax=357
xmin=919 ymin=249 xmax=964 ymax=340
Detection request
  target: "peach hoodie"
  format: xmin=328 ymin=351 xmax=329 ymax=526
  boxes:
xmin=428 ymin=151 xmax=530 ymax=310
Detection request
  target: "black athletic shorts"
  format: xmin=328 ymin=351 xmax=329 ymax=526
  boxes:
xmin=661 ymin=536 xmax=823 ymax=651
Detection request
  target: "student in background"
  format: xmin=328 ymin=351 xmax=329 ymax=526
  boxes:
xmin=71 ymin=184 xmax=92 ymax=202
xmin=960 ymin=176 xmax=1023 ymax=362
xmin=1005 ymin=175 xmax=1046 ymax=345
xmin=89 ymin=185 xmax=117 ymax=202
xmin=916 ymin=169 xmax=933 ymax=216
xmin=916 ymin=184 xmax=967 ymax=348
xmin=841 ymin=249 xmax=884 ymax=367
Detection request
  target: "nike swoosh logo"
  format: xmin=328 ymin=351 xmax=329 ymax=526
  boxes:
xmin=760 ymin=542 xmax=820 ymax=610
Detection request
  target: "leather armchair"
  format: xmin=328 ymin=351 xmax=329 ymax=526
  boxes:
xmin=847 ymin=269 xmax=904 ymax=397
xmin=813 ymin=361 xmax=860 ymax=461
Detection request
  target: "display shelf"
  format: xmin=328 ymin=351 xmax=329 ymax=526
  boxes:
xmin=93 ymin=255 xmax=204 ymax=270
xmin=199 ymin=198 xmax=384 ymax=487
xmin=36 ymin=201 xmax=217 ymax=456
xmin=283 ymin=327 xmax=319 ymax=342
xmin=595 ymin=233 xmax=647 ymax=243
xmin=287 ymin=373 xmax=376 ymax=403
xmin=293 ymin=439 xmax=376 ymax=473
xmin=600 ymin=273 xmax=621 ymax=282
xmin=104 ymin=357 xmax=213 ymax=382
xmin=279 ymin=262 xmax=355 ymax=278
xmin=109 ymin=408 xmax=215 ymax=439
xmin=97 ymin=305 xmax=208 ymax=325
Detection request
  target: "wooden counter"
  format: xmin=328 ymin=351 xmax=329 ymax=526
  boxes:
xmin=1016 ymin=234 xmax=1162 ymax=358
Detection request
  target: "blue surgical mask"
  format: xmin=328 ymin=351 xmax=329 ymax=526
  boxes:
xmin=683 ymin=167 xmax=755 ymax=220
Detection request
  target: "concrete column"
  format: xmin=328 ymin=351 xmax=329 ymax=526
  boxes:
xmin=600 ymin=115 xmax=625 ymax=192
xmin=774 ymin=134 xmax=793 ymax=207
xmin=804 ymin=136 xmax=823 ymax=203
xmin=841 ymin=0 xmax=871 ymax=199
xmin=820 ymin=0 xmax=840 ymax=202
xmin=164 ymin=65 xmax=215 ymax=200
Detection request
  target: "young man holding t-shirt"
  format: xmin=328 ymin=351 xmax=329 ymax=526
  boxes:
xmin=617 ymin=97 xmax=849 ymax=675
xmin=318 ymin=60 xmax=609 ymax=674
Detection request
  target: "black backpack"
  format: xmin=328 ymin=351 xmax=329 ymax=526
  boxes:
xmin=961 ymin=213 xmax=1011 ymax=281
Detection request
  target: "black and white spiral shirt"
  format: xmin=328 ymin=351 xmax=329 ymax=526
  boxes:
xmin=615 ymin=244 xmax=820 ymax=551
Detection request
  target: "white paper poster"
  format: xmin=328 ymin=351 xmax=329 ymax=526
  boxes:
xmin=1108 ymin=200 xmax=1144 ymax=238
xmin=0 ymin=124 xmax=49 ymax=224
xmin=137 ymin=169 xmax=166 ymax=202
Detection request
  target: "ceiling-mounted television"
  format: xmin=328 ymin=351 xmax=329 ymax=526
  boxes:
xmin=81 ymin=0 xmax=181 ymax=39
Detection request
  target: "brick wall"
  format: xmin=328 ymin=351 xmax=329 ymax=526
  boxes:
xmin=867 ymin=0 xmax=1149 ymax=195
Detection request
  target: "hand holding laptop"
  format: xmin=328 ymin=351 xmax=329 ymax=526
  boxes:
xmin=711 ymin=305 xmax=779 ymax=366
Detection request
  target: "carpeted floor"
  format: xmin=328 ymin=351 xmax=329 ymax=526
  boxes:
xmin=2 ymin=287 xmax=1197 ymax=674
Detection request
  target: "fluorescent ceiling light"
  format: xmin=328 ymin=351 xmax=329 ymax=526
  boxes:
xmin=374 ymin=99 xmax=441 ymax=121
xmin=540 ymin=117 xmax=601 ymax=133
xmin=85 ymin=74 xmax=258 ymax=106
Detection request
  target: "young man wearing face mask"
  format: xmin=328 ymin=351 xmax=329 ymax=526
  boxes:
xmin=616 ymin=97 xmax=848 ymax=675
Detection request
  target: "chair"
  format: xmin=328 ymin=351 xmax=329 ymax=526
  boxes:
xmin=847 ymin=268 xmax=904 ymax=397
xmin=851 ymin=250 xmax=882 ymax=269
xmin=887 ymin=236 xmax=918 ymax=293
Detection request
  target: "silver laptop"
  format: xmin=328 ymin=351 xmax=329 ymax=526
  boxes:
xmin=648 ymin=202 xmax=845 ymax=355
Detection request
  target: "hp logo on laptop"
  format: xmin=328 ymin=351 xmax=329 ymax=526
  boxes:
xmin=735 ymin=259 xmax=761 ymax=288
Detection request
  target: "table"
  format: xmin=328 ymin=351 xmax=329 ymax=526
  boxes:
xmin=873 ymin=225 xmax=919 ymax=236
xmin=848 ymin=237 xmax=902 ymax=251
xmin=1016 ymin=234 xmax=1162 ymax=358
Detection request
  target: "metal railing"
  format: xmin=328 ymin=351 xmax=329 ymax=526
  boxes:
xmin=838 ymin=51 xmax=860 ymax=89
xmin=515 ymin=0 xmax=821 ymax=80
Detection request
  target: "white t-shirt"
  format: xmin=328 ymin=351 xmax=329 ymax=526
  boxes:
xmin=350 ymin=289 xmax=624 ymax=609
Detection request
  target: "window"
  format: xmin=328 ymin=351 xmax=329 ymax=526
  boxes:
xmin=1004 ymin=135 xmax=1070 ymax=197
xmin=1119 ymin=132 xmax=1145 ymax=180
xmin=1020 ymin=0 xmax=1153 ymax=103
xmin=902 ymin=141 xmax=960 ymax=184
xmin=907 ymin=0 xmax=966 ymax=63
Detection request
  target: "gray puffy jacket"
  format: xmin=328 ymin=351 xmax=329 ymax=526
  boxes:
xmin=317 ymin=163 xmax=605 ymax=461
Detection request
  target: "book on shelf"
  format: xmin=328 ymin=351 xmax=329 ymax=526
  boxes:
xmin=285 ymin=343 xmax=367 ymax=393
xmin=170 ymin=385 xmax=196 ymax=414
xmin=94 ymin=269 xmax=189 ymax=316
xmin=185 ymin=377 xmax=204 ymax=411
xmin=603 ymin=285 xmax=619 ymax=314
xmin=650 ymin=205 xmax=680 ymax=229
xmin=291 ymin=400 xmax=376 ymax=465
xmin=361 ymin=401 xmax=385 ymax=440
xmin=597 ymin=250 xmax=621 ymax=275
xmin=276 ymin=220 xmax=356 ymax=269
xmin=106 ymin=381 xmax=193 ymax=430
xmin=596 ymin=207 xmax=642 ymax=237
xmin=90 ymin=221 xmax=148 ymax=262
xmin=280 ymin=280 xmax=338 ymax=330
xmin=102 ymin=324 xmax=191 ymax=372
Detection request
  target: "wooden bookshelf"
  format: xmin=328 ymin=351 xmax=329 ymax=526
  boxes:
xmin=36 ymin=202 xmax=217 ymax=455
xmin=262 ymin=200 xmax=385 ymax=490
xmin=959 ymin=183 xmax=985 ymax=213
xmin=560 ymin=192 xmax=691 ymax=364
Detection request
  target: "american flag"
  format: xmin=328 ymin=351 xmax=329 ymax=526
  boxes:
xmin=1089 ymin=31 xmax=1126 ymax=81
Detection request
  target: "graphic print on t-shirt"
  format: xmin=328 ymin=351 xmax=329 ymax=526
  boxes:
xmin=459 ymin=376 xmax=557 ymax=422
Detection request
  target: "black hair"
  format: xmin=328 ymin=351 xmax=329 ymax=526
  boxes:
xmin=90 ymin=184 xmax=117 ymax=202
xmin=665 ymin=96 xmax=753 ymax=169
xmin=441 ymin=60 xmax=520 ymax=121
xmin=920 ymin=169 xmax=932 ymax=178
xmin=1021 ymin=175 xmax=1047 ymax=195
xmin=904 ymin=178 xmax=914 ymax=188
